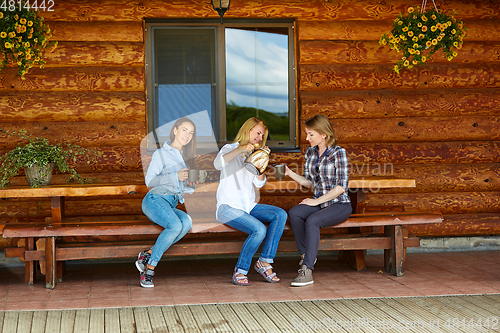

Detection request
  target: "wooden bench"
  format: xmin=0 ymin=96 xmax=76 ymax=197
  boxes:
xmin=2 ymin=210 xmax=442 ymax=288
xmin=0 ymin=180 xmax=442 ymax=288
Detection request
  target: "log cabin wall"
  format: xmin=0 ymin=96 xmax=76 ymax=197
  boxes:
xmin=0 ymin=0 xmax=499 ymax=249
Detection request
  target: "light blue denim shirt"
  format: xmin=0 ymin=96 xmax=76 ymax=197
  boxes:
xmin=145 ymin=141 xmax=194 ymax=203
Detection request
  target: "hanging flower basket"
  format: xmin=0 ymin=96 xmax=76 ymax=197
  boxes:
xmin=0 ymin=1 xmax=58 ymax=79
xmin=379 ymin=5 xmax=466 ymax=74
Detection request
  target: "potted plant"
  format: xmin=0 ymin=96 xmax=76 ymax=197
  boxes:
xmin=0 ymin=1 xmax=58 ymax=79
xmin=0 ymin=129 xmax=102 ymax=188
xmin=379 ymin=5 xmax=467 ymax=73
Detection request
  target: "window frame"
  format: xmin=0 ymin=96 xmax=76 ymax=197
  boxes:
xmin=145 ymin=18 xmax=297 ymax=151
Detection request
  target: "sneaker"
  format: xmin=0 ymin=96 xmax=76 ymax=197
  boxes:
xmin=140 ymin=269 xmax=155 ymax=288
xmin=135 ymin=250 xmax=151 ymax=273
xmin=298 ymin=254 xmax=317 ymax=266
xmin=291 ymin=265 xmax=314 ymax=287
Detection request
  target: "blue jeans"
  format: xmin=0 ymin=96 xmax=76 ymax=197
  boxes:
xmin=142 ymin=192 xmax=192 ymax=267
xmin=217 ymin=204 xmax=287 ymax=275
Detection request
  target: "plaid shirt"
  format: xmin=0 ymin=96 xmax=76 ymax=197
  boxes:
xmin=304 ymin=145 xmax=350 ymax=208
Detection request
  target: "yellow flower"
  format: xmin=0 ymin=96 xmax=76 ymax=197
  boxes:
xmin=399 ymin=34 xmax=405 ymax=40
xmin=422 ymin=16 xmax=428 ymax=22
xmin=422 ymin=26 xmax=428 ymax=32
xmin=419 ymin=34 xmax=425 ymax=39
xmin=448 ymin=55 xmax=454 ymax=61
xmin=413 ymin=43 xmax=419 ymax=49
xmin=404 ymin=60 xmax=410 ymax=67
xmin=416 ymin=50 xmax=420 ymax=55
xmin=426 ymin=41 xmax=432 ymax=48
xmin=28 ymin=34 xmax=33 ymax=39
xmin=398 ymin=20 xmax=403 ymax=25
xmin=0 ymin=32 xmax=6 ymax=38
xmin=28 ymin=21 xmax=33 ymax=27
xmin=447 ymin=21 xmax=452 ymax=27
xmin=436 ymin=23 xmax=442 ymax=30
xmin=8 ymin=32 xmax=16 ymax=38
xmin=20 ymin=18 xmax=27 ymax=25
xmin=452 ymin=29 xmax=456 ymax=34
xmin=21 ymin=25 xmax=26 ymax=33
xmin=4 ymin=42 xmax=12 ymax=48
xmin=422 ymin=56 xmax=427 ymax=62
xmin=26 ymin=54 xmax=31 ymax=60
xmin=453 ymin=51 xmax=457 ymax=57
xmin=457 ymin=43 xmax=462 ymax=49
xmin=412 ymin=36 xmax=418 ymax=42
xmin=18 ymin=36 xmax=22 ymax=42
xmin=412 ymin=60 xmax=418 ymax=65
xmin=431 ymin=26 xmax=437 ymax=32
xmin=14 ymin=14 xmax=19 ymax=20
xmin=432 ymin=39 xmax=438 ymax=45
xmin=24 ymin=42 xmax=30 ymax=48
xmin=408 ymin=7 xmax=414 ymax=13
xmin=431 ymin=15 xmax=437 ymax=20
xmin=381 ymin=39 xmax=387 ymax=45
xmin=17 ymin=61 xmax=22 ymax=66
xmin=408 ymin=31 xmax=414 ymax=37
xmin=403 ymin=27 xmax=409 ymax=32
xmin=0 ymin=12 xmax=3 ymax=19
xmin=408 ymin=48 xmax=414 ymax=54
xmin=453 ymin=41 xmax=458 ymax=47
xmin=394 ymin=65 xmax=400 ymax=74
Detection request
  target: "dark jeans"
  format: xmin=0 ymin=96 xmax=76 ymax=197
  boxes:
xmin=289 ymin=202 xmax=352 ymax=269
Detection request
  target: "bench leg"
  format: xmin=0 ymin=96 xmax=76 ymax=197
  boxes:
xmin=24 ymin=237 xmax=36 ymax=285
xmin=390 ymin=225 xmax=405 ymax=276
xmin=354 ymin=250 xmax=366 ymax=271
xmin=45 ymin=237 xmax=57 ymax=289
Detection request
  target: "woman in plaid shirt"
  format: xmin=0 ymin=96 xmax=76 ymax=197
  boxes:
xmin=285 ymin=114 xmax=352 ymax=286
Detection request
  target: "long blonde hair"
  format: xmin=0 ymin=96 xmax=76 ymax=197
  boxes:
xmin=233 ymin=117 xmax=268 ymax=149
xmin=305 ymin=114 xmax=337 ymax=147
xmin=170 ymin=117 xmax=197 ymax=169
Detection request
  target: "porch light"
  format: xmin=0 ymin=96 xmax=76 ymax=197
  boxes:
xmin=212 ymin=0 xmax=231 ymax=24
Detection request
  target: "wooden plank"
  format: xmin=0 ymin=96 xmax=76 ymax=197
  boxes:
xmin=104 ymin=308 xmax=120 ymax=333
xmin=284 ymin=302 xmax=331 ymax=333
xmin=45 ymin=310 xmax=62 ymax=333
xmin=0 ymin=66 xmax=144 ymax=93
xmin=215 ymin=304 xmax=249 ymax=333
xmin=44 ymin=42 xmax=144 ymax=67
xmin=89 ymin=309 xmax=105 ymax=333
xmin=46 ymin=237 xmax=57 ymax=289
xmin=430 ymin=296 xmax=500 ymax=324
xmin=258 ymin=303 xmax=296 ymax=333
xmin=146 ymin=306 xmax=168 ymax=333
xmin=189 ymin=305 xmax=217 ymax=333
xmin=406 ymin=213 xmax=500 ymax=237
xmin=175 ymin=305 xmax=201 ymax=332
xmin=61 ymin=310 xmax=77 ymax=333
xmin=0 ymin=311 xmax=3 ymax=332
xmin=228 ymin=303 xmax=264 ymax=332
xmin=299 ymin=63 xmax=500 ymax=92
xmin=160 ymin=306 xmax=185 ymax=333
xmin=73 ymin=309 xmax=90 ymax=333
xmin=2 ymin=311 xmax=19 ymax=333
xmin=0 ymin=91 xmax=145 ymax=122
xmin=0 ymin=184 xmax=148 ymax=199
xmin=202 ymin=304 xmax=233 ymax=333
xmin=133 ymin=307 xmax=152 ymax=333
xmin=31 ymin=311 xmax=48 ymax=333
xmin=244 ymin=303 xmax=280 ymax=332
xmin=300 ymin=88 xmax=500 ymax=119
xmin=49 ymin=21 xmax=143 ymax=42
xmin=465 ymin=295 xmax=500 ymax=316
xmin=118 ymin=307 xmax=136 ymax=333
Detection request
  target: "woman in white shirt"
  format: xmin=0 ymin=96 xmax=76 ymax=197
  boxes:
xmin=214 ymin=117 xmax=287 ymax=286
xmin=135 ymin=117 xmax=198 ymax=288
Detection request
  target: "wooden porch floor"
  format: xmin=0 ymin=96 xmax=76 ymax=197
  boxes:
xmin=1 ymin=251 xmax=499 ymax=332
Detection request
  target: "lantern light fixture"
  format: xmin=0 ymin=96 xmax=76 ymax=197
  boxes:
xmin=212 ymin=0 xmax=231 ymax=24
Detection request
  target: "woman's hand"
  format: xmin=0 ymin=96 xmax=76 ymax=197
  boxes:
xmin=300 ymin=198 xmax=320 ymax=206
xmin=284 ymin=165 xmax=292 ymax=177
xmin=177 ymin=168 xmax=189 ymax=182
xmin=240 ymin=143 xmax=256 ymax=156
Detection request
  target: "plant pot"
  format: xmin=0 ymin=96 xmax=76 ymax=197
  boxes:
xmin=24 ymin=163 xmax=54 ymax=187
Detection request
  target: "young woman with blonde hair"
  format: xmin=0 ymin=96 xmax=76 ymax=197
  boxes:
xmin=285 ymin=114 xmax=351 ymax=286
xmin=214 ymin=117 xmax=287 ymax=286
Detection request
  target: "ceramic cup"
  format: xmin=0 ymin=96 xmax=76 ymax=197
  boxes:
xmin=188 ymin=169 xmax=208 ymax=183
xmin=275 ymin=164 xmax=286 ymax=180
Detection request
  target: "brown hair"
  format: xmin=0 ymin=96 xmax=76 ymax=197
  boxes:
xmin=170 ymin=117 xmax=197 ymax=169
xmin=233 ymin=117 xmax=268 ymax=149
xmin=304 ymin=114 xmax=337 ymax=147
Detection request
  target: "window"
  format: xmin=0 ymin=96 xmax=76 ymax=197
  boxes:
xmin=145 ymin=19 xmax=296 ymax=150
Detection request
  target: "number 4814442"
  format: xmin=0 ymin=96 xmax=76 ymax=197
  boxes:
xmin=0 ymin=0 xmax=55 ymax=12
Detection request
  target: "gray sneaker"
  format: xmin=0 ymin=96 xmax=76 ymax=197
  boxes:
xmin=298 ymin=254 xmax=317 ymax=266
xmin=140 ymin=269 xmax=155 ymax=288
xmin=291 ymin=265 xmax=314 ymax=287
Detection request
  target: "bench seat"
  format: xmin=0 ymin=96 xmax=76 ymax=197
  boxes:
xmin=2 ymin=211 xmax=442 ymax=288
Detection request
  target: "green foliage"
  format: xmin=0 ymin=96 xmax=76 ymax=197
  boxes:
xmin=379 ymin=6 xmax=466 ymax=73
xmin=0 ymin=129 xmax=102 ymax=188
xmin=226 ymin=102 xmax=289 ymax=141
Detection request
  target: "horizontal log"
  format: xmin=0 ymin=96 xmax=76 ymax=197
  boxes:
xmin=42 ymin=0 xmax=500 ymax=21
xmin=49 ymin=21 xmax=143 ymax=42
xmin=298 ymin=19 xmax=500 ymax=42
xmin=5 ymin=172 xmax=145 ymax=187
xmin=366 ymin=191 xmax=500 ymax=214
xmin=350 ymin=163 xmax=500 ymax=193
xmin=300 ymin=40 xmax=500 ymax=65
xmin=44 ymin=42 xmax=144 ymax=67
xmin=300 ymin=88 xmax=500 ymax=119
xmin=0 ymin=67 xmax=144 ymax=92
xmin=300 ymin=116 xmax=500 ymax=143
xmin=0 ymin=92 xmax=145 ymax=122
xmin=299 ymin=63 xmax=500 ymax=91
xmin=406 ymin=213 xmax=500 ymax=237
xmin=0 ymin=122 xmax=144 ymax=148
